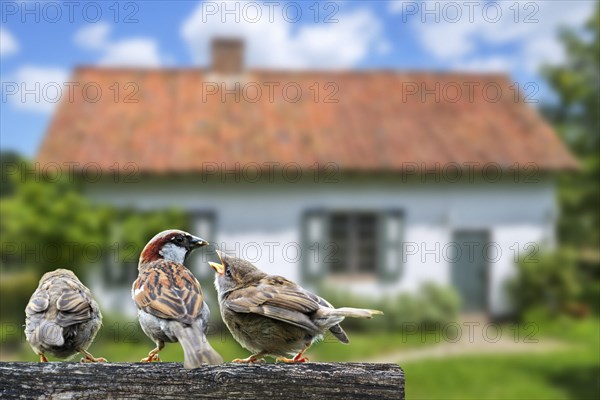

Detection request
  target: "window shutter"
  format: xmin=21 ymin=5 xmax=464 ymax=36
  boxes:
xmin=377 ymin=210 xmax=404 ymax=282
xmin=190 ymin=212 xmax=216 ymax=280
xmin=301 ymin=210 xmax=329 ymax=283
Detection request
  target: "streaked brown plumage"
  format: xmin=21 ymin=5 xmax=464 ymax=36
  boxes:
xmin=133 ymin=262 xmax=204 ymax=324
xmin=25 ymin=269 xmax=105 ymax=362
xmin=134 ymin=229 xmax=223 ymax=368
xmin=210 ymin=252 xmax=383 ymax=363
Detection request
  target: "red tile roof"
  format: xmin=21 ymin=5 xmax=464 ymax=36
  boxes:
xmin=38 ymin=68 xmax=578 ymax=173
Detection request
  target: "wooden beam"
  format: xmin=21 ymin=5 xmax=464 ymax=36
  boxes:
xmin=0 ymin=362 xmax=404 ymax=399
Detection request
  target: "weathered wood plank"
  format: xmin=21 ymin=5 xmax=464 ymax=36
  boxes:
xmin=0 ymin=362 xmax=404 ymax=400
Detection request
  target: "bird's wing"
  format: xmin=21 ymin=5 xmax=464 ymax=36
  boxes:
xmin=224 ymin=276 xmax=321 ymax=333
xmin=26 ymin=277 xmax=94 ymax=328
xmin=55 ymin=279 xmax=95 ymax=327
xmin=133 ymin=260 xmax=204 ymax=325
xmin=25 ymin=287 xmax=50 ymax=317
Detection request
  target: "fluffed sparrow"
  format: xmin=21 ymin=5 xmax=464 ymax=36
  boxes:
xmin=25 ymin=268 xmax=105 ymax=362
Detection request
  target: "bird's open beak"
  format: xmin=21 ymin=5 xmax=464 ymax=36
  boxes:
xmin=190 ymin=235 xmax=209 ymax=247
xmin=208 ymin=250 xmax=225 ymax=275
xmin=209 ymin=261 xmax=225 ymax=275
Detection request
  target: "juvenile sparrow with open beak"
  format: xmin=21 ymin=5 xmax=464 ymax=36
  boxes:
xmin=133 ymin=229 xmax=223 ymax=369
xmin=210 ymin=251 xmax=383 ymax=363
xmin=25 ymin=269 xmax=105 ymax=363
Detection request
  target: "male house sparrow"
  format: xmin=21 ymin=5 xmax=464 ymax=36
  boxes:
xmin=209 ymin=252 xmax=383 ymax=363
xmin=133 ymin=229 xmax=223 ymax=368
xmin=25 ymin=269 xmax=105 ymax=362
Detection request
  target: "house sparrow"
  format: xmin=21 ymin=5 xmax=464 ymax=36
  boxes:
xmin=209 ymin=251 xmax=383 ymax=363
xmin=133 ymin=229 xmax=223 ymax=368
xmin=25 ymin=269 xmax=105 ymax=363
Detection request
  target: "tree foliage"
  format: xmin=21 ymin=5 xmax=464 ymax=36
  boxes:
xmin=509 ymin=249 xmax=581 ymax=317
xmin=543 ymin=4 xmax=600 ymax=250
xmin=0 ymin=157 xmax=108 ymax=275
xmin=0 ymin=155 xmax=187 ymax=276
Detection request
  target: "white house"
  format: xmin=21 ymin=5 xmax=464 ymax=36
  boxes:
xmin=38 ymin=39 xmax=577 ymax=317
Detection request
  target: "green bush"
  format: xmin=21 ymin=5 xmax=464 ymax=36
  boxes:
xmin=508 ymin=248 xmax=581 ymax=318
xmin=0 ymin=166 xmax=108 ymax=276
xmin=0 ymin=157 xmax=189 ymax=277
xmin=419 ymin=282 xmax=462 ymax=327
xmin=578 ymin=252 xmax=600 ymax=314
xmin=0 ymin=271 xmax=39 ymax=343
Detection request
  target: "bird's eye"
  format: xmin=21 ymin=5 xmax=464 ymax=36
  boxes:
xmin=175 ymin=236 xmax=184 ymax=243
xmin=225 ymin=268 xmax=232 ymax=277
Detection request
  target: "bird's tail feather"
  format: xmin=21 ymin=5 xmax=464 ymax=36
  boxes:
xmin=327 ymin=307 xmax=384 ymax=319
xmin=33 ymin=320 xmax=64 ymax=347
xmin=328 ymin=323 xmax=350 ymax=344
xmin=317 ymin=307 xmax=382 ymax=342
xmin=172 ymin=323 xmax=223 ymax=369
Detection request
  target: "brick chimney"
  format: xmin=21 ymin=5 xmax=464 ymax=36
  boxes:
xmin=211 ymin=38 xmax=244 ymax=75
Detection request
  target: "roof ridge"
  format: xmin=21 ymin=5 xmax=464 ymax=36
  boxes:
xmin=71 ymin=66 xmax=510 ymax=80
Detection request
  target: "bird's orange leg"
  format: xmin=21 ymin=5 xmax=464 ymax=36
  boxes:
xmin=79 ymin=348 xmax=107 ymax=363
xmin=39 ymin=353 xmax=48 ymax=362
xmin=232 ymin=352 xmax=266 ymax=363
xmin=141 ymin=341 xmax=164 ymax=363
xmin=292 ymin=350 xmax=310 ymax=363
xmin=276 ymin=342 xmax=311 ymax=363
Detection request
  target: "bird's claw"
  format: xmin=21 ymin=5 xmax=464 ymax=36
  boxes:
xmin=276 ymin=356 xmax=309 ymax=363
xmin=232 ymin=356 xmax=264 ymax=363
xmin=141 ymin=354 xmax=161 ymax=363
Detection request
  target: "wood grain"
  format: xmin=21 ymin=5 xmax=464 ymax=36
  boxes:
xmin=0 ymin=362 xmax=404 ymax=399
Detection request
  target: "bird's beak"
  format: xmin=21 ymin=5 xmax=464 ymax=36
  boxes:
xmin=209 ymin=250 xmax=225 ymax=275
xmin=209 ymin=261 xmax=225 ymax=275
xmin=190 ymin=235 xmax=209 ymax=247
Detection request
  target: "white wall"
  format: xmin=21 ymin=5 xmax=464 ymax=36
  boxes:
xmin=86 ymin=175 xmax=557 ymax=316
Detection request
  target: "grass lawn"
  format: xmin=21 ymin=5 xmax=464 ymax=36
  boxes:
xmin=403 ymin=318 xmax=600 ymax=400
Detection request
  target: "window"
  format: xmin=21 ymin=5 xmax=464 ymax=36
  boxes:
xmin=302 ymin=209 xmax=404 ymax=283
xmin=329 ymin=212 xmax=378 ymax=276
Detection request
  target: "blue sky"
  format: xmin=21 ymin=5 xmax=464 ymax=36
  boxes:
xmin=0 ymin=0 xmax=595 ymax=157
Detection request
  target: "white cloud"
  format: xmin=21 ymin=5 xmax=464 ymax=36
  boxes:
xmin=393 ymin=0 xmax=595 ymax=74
xmin=74 ymin=23 xmax=110 ymax=51
xmin=3 ymin=66 xmax=69 ymax=113
xmin=74 ymin=22 xmax=162 ymax=67
xmin=415 ymin=15 xmax=476 ymax=60
xmin=0 ymin=28 xmax=19 ymax=57
xmin=98 ymin=39 xmax=161 ymax=67
xmin=181 ymin=4 xmax=385 ymax=69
